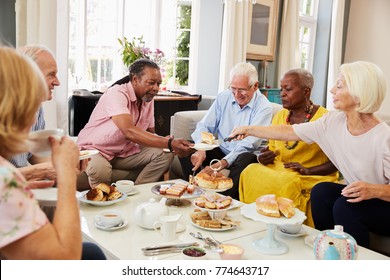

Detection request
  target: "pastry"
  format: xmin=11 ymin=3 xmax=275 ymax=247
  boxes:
xmin=95 ymin=183 xmax=111 ymax=194
xmin=195 ymin=194 xmax=232 ymax=209
xmin=277 ymin=197 xmax=295 ymax=218
xmin=256 ymin=194 xmax=280 ymax=218
xmin=201 ymin=131 xmax=214 ymax=145
xmin=194 ymin=172 xmax=233 ymax=190
xmin=107 ymin=191 xmax=123 ymax=201
xmin=86 ymin=188 xmax=104 ymax=201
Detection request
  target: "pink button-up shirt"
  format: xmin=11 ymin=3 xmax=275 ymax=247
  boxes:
xmin=77 ymin=83 xmax=155 ymax=160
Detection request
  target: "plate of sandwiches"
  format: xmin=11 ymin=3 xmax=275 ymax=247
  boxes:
xmin=190 ymin=209 xmax=240 ymax=231
xmin=192 ymin=132 xmax=219 ymax=151
xmin=78 ymin=183 xmax=127 ymax=206
xmin=151 ymin=182 xmax=204 ymax=199
xmin=193 ymin=193 xmax=242 ymax=212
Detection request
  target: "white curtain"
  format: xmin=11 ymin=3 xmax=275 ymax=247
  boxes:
xmin=277 ymin=0 xmax=300 ymax=81
xmin=15 ymin=0 xmax=70 ymax=133
xmin=326 ymin=0 xmax=345 ymax=110
xmin=218 ymin=0 xmax=250 ymax=92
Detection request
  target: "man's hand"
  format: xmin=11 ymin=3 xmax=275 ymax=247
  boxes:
xmin=171 ymin=139 xmax=195 ymax=157
xmin=191 ymin=151 xmax=206 ymax=171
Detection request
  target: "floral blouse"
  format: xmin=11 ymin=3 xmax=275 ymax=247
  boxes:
xmin=0 ymin=156 xmax=48 ymax=249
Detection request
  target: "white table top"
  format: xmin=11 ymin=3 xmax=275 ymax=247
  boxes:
xmin=77 ymin=180 xmax=389 ymax=260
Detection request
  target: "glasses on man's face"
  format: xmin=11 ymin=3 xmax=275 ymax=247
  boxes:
xmin=228 ymin=84 xmax=253 ymax=95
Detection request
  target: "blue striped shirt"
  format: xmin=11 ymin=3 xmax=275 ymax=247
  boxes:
xmin=9 ymin=106 xmax=46 ymax=167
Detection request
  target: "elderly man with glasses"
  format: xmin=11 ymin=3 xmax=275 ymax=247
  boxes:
xmin=179 ymin=62 xmax=273 ymax=199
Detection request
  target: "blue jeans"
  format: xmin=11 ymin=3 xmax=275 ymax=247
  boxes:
xmin=82 ymin=242 xmax=106 ymax=260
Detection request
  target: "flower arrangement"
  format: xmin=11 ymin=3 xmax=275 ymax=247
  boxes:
xmin=118 ymin=36 xmax=165 ymax=68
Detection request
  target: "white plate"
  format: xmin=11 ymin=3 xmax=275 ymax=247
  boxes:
xmin=151 ymin=183 xmax=204 ymax=199
xmin=276 ymin=227 xmax=307 ymax=237
xmin=78 ymin=190 xmax=127 ymax=206
xmin=31 ymin=187 xmax=58 ymax=207
xmin=193 ymin=197 xmax=242 ymax=212
xmin=94 ymin=219 xmax=128 ymax=231
xmin=240 ymin=203 xmax=307 ymax=225
xmin=192 ymin=143 xmax=219 ymax=151
xmin=79 ymin=149 xmax=99 ymax=160
xmin=190 ymin=220 xmax=238 ymax=232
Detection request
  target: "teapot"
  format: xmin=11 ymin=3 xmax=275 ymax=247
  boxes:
xmin=313 ymin=225 xmax=358 ymax=260
xmin=134 ymin=198 xmax=169 ymax=229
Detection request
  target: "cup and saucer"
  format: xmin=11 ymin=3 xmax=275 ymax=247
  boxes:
xmin=276 ymin=223 xmax=307 ymax=237
xmin=111 ymin=180 xmax=139 ymax=196
xmin=94 ymin=209 xmax=128 ymax=231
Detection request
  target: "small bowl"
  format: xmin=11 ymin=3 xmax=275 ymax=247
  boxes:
xmin=182 ymin=246 xmax=207 ymax=260
xmin=219 ymin=244 xmax=244 ymax=260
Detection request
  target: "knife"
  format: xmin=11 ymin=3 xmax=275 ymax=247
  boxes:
xmin=141 ymin=242 xmax=199 ymax=252
xmin=223 ymin=134 xmax=242 ymax=142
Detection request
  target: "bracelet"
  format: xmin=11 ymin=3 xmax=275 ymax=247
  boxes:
xmin=167 ymin=138 xmax=174 ymax=152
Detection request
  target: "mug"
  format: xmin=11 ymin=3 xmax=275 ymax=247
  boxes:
xmin=27 ymin=128 xmax=65 ymax=157
xmin=153 ymin=215 xmax=180 ymax=242
xmin=95 ymin=209 xmax=123 ymax=228
xmin=111 ymin=180 xmax=135 ymax=194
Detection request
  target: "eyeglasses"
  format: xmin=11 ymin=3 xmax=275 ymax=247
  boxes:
xmin=228 ymin=84 xmax=253 ymax=95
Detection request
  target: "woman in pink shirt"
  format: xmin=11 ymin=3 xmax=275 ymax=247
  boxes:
xmin=229 ymin=61 xmax=390 ymax=249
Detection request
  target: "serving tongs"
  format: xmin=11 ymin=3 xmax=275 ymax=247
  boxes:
xmin=142 ymin=242 xmax=199 ymax=256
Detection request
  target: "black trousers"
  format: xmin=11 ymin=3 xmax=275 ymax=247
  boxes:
xmin=311 ymin=182 xmax=390 ymax=248
xmin=179 ymin=149 xmax=257 ymax=200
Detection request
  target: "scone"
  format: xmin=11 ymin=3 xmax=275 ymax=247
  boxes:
xmin=95 ymin=183 xmax=111 ymax=195
xmin=86 ymin=188 xmax=104 ymax=201
xmin=107 ymin=191 xmax=123 ymax=201
xmin=256 ymin=194 xmax=280 ymax=218
xmin=195 ymin=173 xmax=218 ymax=189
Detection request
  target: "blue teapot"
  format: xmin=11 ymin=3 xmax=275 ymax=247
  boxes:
xmin=314 ymin=225 xmax=358 ymax=260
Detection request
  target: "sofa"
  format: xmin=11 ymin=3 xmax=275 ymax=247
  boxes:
xmin=169 ymin=104 xmax=390 ymax=257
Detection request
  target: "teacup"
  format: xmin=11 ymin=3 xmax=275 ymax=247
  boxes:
xmin=280 ymin=222 xmax=303 ymax=234
xmin=153 ymin=214 xmax=182 ymax=242
xmin=27 ymin=128 xmax=64 ymax=157
xmin=95 ymin=210 xmax=123 ymax=228
xmin=111 ymin=180 xmax=135 ymax=194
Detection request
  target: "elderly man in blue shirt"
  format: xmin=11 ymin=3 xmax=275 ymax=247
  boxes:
xmin=179 ymin=62 xmax=273 ymax=199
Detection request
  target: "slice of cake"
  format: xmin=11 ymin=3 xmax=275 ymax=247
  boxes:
xmin=256 ymin=194 xmax=280 ymax=218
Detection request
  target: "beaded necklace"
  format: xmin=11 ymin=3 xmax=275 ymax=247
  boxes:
xmin=285 ymin=104 xmax=314 ymax=150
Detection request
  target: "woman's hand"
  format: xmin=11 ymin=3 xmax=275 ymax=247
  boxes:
xmin=229 ymin=126 xmax=250 ymax=141
xmin=284 ymin=162 xmax=310 ymax=175
xmin=257 ymin=146 xmax=277 ymax=165
xmin=49 ymin=136 xmax=79 ymax=175
xmin=341 ymin=181 xmax=379 ymax=202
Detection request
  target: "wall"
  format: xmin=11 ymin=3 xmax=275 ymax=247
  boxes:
xmin=0 ymin=0 xmax=16 ymax=46
xmin=344 ymin=0 xmax=390 ymax=114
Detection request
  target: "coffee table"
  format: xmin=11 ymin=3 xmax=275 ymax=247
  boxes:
xmin=78 ymin=180 xmax=389 ymax=260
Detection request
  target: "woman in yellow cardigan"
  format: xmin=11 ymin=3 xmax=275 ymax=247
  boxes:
xmin=239 ymin=69 xmax=339 ymax=227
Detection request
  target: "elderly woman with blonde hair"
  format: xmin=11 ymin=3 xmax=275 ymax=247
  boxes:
xmin=0 ymin=47 xmax=96 ymax=259
xmin=230 ymin=61 xmax=390 ymax=248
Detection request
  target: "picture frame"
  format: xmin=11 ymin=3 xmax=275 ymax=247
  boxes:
xmin=246 ymin=0 xmax=279 ymax=61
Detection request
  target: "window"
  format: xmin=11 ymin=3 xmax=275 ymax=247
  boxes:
xmin=299 ymin=0 xmax=318 ymax=71
xmin=68 ymin=0 xmax=193 ymax=94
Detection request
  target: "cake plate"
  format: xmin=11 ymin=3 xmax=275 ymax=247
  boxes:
xmin=240 ymin=203 xmax=306 ymax=255
xmin=151 ymin=183 xmax=204 ymax=207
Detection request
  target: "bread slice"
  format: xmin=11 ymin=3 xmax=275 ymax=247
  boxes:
xmin=108 ymin=191 xmax=123 ymax=201
xmin=256 ymin=194 xmax=280 ymax=218
xmin=277 ymin=197 xmax=295 ymax=218
xmin=86 ymin=188 xmax=104 ymax=201
xmin=201 ymin=131 xmax=214 ymax=145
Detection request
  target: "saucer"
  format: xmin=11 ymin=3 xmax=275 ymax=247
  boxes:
xmin=95 ymin=219 xmax=128 ymax=231
xmin=276 ymin=227 xmax=307 ymax=237
xmin=155 ymin=223 xmax=186 ymax=233
xmin=126 ymin=189 xmax=139 ymax=196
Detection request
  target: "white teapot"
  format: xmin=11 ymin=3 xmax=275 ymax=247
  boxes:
xmin=134 ymin=198 xmax=169 ymax=229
